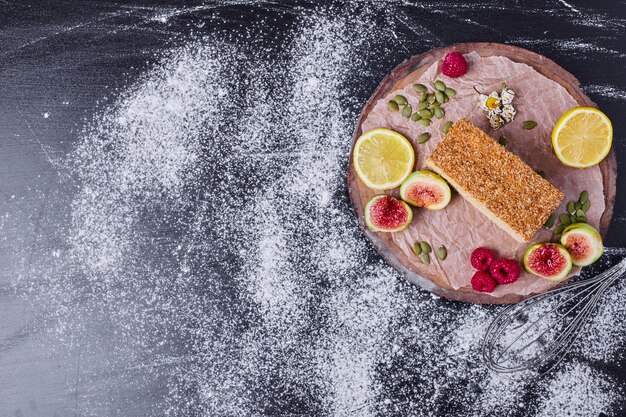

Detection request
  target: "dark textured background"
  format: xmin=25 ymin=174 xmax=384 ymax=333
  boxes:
xmin=0 ymin=1 xmax=625 ymax=416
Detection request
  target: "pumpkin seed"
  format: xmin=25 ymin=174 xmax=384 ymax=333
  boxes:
xmin=413 ymin=83 xmax=427 ymax=93
xmin=544 ymin=213 xmax=556 ymax=229
xmin=576 ymin=209 xmax=585 ymax=218
xmin=576 ymin=217 xmax=587 ymax=223
xmin=442 ymin=121 xmax=453 ymax=134
xmin=418 ymin=109 xmax=432 ymax=118
xmin=412 ymin=242 xmax=422 ymax=256
xmin=434 ymin=80 xmax=446 ymax=91
xmin=394 ymin=95 xmax=407 ymax=106
xmin=419 ymin=253 xmax=431 ymax=265
xmin=436 ymin=245 xmax=447 ymax=261
xmin=569 ymin=214 xmax=577 ymax=224
xmin=411 ymin=112 xmax=422 ymax=122
xmin=419 ymin=101 xmax=429 ymax=110
xmin=435 ymin=90 xmax=445 ymax=103
xmin=582 ymin=200 xmax=591 ymax=212
xmin=418 ymin=118 xmax=432 ymax=127
xmin=417 ymin=132 xmax=431 ymax=144
xmin=427 ymin=93 xmax=436 ymax=104
xmin=554 ymin=224 xmax=567 ymax=235
xmin=432 ymin=101 xmax=440 ymax=109
xmin=579 ymin=190 xmax=589 ymax=204
xmin=522 ymin=120 xmax=538 ymax=130
xmin=388 ymin=100 xmax=399 ymax=112
xmin=499 ymin=135 xmax=508 ymax=147
xmin=434 ymin=108 xmax=444 ymax=119
xmin=420 ymin=93 xmax=428 ymax=102
xmin=567 ymin=201 xmax=575 ymax=214
xmin=575 ymin=202 xmax=582 ymax=211
xmin=443 ymin=94 xmax=449 ymax=103
xmin=402 ymin=104 xmax=412 ymax=118
xmin=559 ymin=213 xmax=571 ymax=225
xmin=536 ymin=169 xmax=546 ymax=179
xmin=444 ymin=87 xmax=456 ymax=97
xmin=420 ymin=241 xmax=432 ymax=254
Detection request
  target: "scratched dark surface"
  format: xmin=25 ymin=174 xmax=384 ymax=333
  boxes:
xmin=0 ymin=1 xmax=625 ymax=416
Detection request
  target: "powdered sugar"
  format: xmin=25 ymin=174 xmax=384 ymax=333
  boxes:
xmin=537 ymin=362 xmax=617 ymax=416
xmin=583 ymin=84 xmax=626 ymax=102
xmin=11 ymin=3 xmax=626 ymax=417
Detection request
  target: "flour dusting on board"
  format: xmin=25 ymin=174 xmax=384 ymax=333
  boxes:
xmin=583 ymin=84 xmax=626 ymax=102
xmin=19 ymin=3 xmax=626 ymax=417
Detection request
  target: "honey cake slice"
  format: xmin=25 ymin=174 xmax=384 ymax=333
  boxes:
xmin=425 ymin=119 xmax=564 ymax=242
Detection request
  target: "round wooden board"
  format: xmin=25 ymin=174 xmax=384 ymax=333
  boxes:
xmin=347 ymin=42 xmax=617 ymax=304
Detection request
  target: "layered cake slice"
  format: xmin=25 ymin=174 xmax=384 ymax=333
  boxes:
xmin=426 ymin=119 xmax=564 ymax=242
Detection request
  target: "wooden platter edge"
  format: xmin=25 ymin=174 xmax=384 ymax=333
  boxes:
xmin=347 ymin=42 xmax=617 ymax=304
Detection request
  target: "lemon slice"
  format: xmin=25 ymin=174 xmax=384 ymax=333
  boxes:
xmin=552 ymin=107 xmax=612 ymax=168
xmin=353 ymin=128 xmax=415 ymax=190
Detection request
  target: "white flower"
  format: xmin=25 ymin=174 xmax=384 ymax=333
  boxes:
xmin=477 ymin=83 xmax=516 ymax=130
xmin=500 ymin=87 xmax=515 ymax=104
xmin=501 ymin=104 xmax=516 ymax=122
xmin=479 ymin=92 xmax=501 ymax=111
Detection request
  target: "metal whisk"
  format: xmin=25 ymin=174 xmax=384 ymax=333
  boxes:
xmin=482 ymin=257 xmax=626 ymax=379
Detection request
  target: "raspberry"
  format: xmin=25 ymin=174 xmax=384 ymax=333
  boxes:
xmin=441 ymin=52 xmax=468 ymax=78
xmin=489 ymin=259 xmax=521 ymax=285
xmin=471 ymin=271 xmax=497 ymax=293
xmin=470 ymin=247 xmax=495 ymax=271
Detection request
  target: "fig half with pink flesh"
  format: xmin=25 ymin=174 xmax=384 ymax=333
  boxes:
xmin=399 ymin=171 xmax=451 ymax=210
xmin=364 ymin=194 xmax=413 ymax=232
xmin=523 ymin=243 xmax=572 ymax=282
xmin=560 ymin=223 xmax=603 ymax=266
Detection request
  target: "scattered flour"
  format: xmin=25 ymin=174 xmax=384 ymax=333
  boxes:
xmin=512 ymin=38 xmax=626 ymax=58
xmin=12 ymin=2 xmax=626 ymax=417
xmin=583 ymin=84 xmax=626 ymax=102
xmin=536 ymin=362 xmax=617 ymax=416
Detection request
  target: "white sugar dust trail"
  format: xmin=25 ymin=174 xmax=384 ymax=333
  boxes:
xmin=179 ymin=11 xmax=414 ymax=416
xmin=240 ymin=15 xmax=399 ymax=415
xmin=32 ymin=3 xmax=626 ymax=417
xmin=54 ymin=41 xmax=246 ymax=415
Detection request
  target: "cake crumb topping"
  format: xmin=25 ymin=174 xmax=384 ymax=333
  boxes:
xmin=426 ymin=119 xmax=564 ymax=241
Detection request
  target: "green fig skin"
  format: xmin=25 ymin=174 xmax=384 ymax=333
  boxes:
xmin=560 ymin=223 xmax=603 ymax=266
xmin=523 ymin=243 xmax=573 ymax=282
xmin=399 ymin=171 xmax=452 ymax=210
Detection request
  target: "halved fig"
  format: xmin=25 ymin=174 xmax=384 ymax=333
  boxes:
xmin=523 ymin=243 xmax=572 ymax=282
xmin=560 ymin=223 xmax=603 ymax=266
xmin=364 ymin=194 xmax=413 ymax=232
xmin=399 ymin=171 xmax=451 ymax=210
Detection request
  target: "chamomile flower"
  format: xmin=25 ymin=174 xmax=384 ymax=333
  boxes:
xmin=477 ymin=83 xmax=516 ymax=130
xmin=479 ymin=92 xmax=501 ymax=111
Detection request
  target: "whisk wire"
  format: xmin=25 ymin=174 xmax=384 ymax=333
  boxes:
xmin=497 ymin=278 xmax=602 ymax=361
xmin=483 ymin=258 xmax=626 ymax=378
xmin=487 ymin=280 xmax=600 ymax=371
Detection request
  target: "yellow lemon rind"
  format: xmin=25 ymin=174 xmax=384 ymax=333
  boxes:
xmin=551 ymin=107 xmax=612 ymax=169
xmin=353 ymin=128 xmax=415 ymax=190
